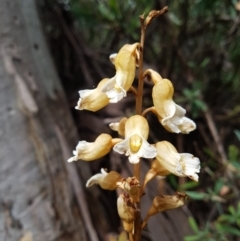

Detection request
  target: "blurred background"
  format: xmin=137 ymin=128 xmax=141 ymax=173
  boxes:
xmin=0 ymin=0 xmax=240 ymax=241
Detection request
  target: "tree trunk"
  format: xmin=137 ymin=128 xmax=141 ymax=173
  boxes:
xmin=0 ymin=1 xmax=97 ymax=241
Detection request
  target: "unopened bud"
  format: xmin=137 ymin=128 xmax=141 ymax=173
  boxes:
xmin=86 ymin=168 xmax=122 ymax=190
xmin=117 ymin=177 xmax=140 ymax=202
xmin=117 ymin=193 xmax=135 ymax=233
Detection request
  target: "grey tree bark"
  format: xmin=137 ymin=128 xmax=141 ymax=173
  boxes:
xmin=0 ymin=1 xmax=98 ymax=241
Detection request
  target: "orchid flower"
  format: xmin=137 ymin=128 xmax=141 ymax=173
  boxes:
xmin=68 ymin=133 xmax=122 ymax=162
xmin=113 ymin=115 xmax=157 ymax=164
xmin=144 ymin=69 xmax=196 ymax=133
xmin=155 ymin=141 xmax=200 ymax=181
xmin=75 ymin=78 xmax=110 ymax=112
xmin=101 ymin=43 xmax=140 ymax=103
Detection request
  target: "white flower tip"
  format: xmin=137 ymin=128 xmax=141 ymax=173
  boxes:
xmin=129 ymin=155 xmax=140 ymax=164
xmin=101 ymin=168 xmax=108 ymax=174
xmin=76 ymin=141 xmax=88 ymax=151
xmin=109 ymin=53 xmax=117 ymax=64
xmin=67 ymin=157 xmax=75 ymax=162
xmin=179 ymin=117 xmax=197 ymax=134
xmin=189 ymin=174 xmax=199 ymax=182
xmin=109 ymin=122 xmax=119 ymax=131
xmin=86 ymin=173 xmax=106 ymax=188
xmin=106 ymin=89 xmax=126 ymax=103
xmin=75 ymin=98 xmax=83 ymax=110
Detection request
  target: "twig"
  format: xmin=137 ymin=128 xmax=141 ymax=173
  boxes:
xmin=204 ymin=109 xmax=228 ymax=165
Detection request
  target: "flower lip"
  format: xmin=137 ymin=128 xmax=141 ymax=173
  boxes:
xmin=113 ymin=115 xmax=157 ymax=163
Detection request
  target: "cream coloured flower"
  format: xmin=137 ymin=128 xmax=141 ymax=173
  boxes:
xmin=113 ymin=115 xmax=157 ymax=164
xmin=144 ymin=69 xmax=196 ymax=134
xmin=75 ymin=78 xmax=110 ymax=112
xmin=68 ymin=134 xmax=122 ymax=162
xmin=86 ymin=168 xmax=122 ymax=190
xmin=155 ymin=141 xmax=200 ymax=181
xmin=101 ymin=43 xmax=140 ymax=103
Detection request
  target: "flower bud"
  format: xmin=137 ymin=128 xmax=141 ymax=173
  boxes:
xmin=117 ymin=193 xmax=135 ymax=233
xmin=142 ymin=192 xmax=188 ymax=228
xmin=86 ymin=168 xmax=122 ymax=190
xmin=76 ymin=78 xmax=110 ymax=112
xmin=113 ymin=115 xmax=157 ymax=164
xmin=68 ymin=134 xmax=121 ymax=162
xmin=117 ymin=177 xmax=140 ymax=202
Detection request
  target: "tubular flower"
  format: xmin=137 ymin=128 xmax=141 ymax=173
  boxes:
xmin=68 ymin=133 xmax=122 ymax=162
xmin=75 ymin=78 xmax=110 ymax=112
xmin=145 ymin=69 xmax=196 ymax=133
xmin=101 ymin=43 xmax=140 ymax=103
xmin=113 ymin=115 xmax=157 ymax=164
xmin=86 ymin=168 xmax=122 ymax=190
xmin=142 ymin=192 xmax=188 ymax=228
xmin=155 ymin=141 xmax=200 ymax=181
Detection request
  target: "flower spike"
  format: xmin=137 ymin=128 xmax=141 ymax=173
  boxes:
xmin=101 ymin=43 xmax=140 ymax=103
xmin=113 ymin=115 xmax=157 ymax=163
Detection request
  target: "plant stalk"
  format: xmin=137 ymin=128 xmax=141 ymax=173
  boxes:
xmin=133 ymin=14 xmax=146 ymax=241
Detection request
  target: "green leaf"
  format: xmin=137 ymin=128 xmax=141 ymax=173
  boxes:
xmin=184 ymin=235 xmax=201 ymax=241
xmin=200 ymin=58 xmax=210 ymax=68
xmin=189 ymin=217 xmax=199 ymax=233
xmin=234 ymin=129 xmax=240 ymax=142
xmin=193 ymin=99 xmax=207 ymax=111
xmin=186 ymin=191 xmax=209 ymax=200
xmin=214 ymin=179 xmax=224 ymax=194
xmin=228 ymin=205 xmax=235 ymax=215
xmin=168 ymin=12 xmax=182 ymax=26
xmin=216 ymin=224 xmax=240 ymax=236
xmin=180 ymin=181 xmax=199 ymax=190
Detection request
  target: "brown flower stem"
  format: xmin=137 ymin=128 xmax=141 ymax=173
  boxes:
xmin=133 ymin=8 xmax=168 ymax=241
xmin=133 ymin=13 xmax=145 ymax=241
xmin=142 ymin=106 xmax=155 ymax=117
